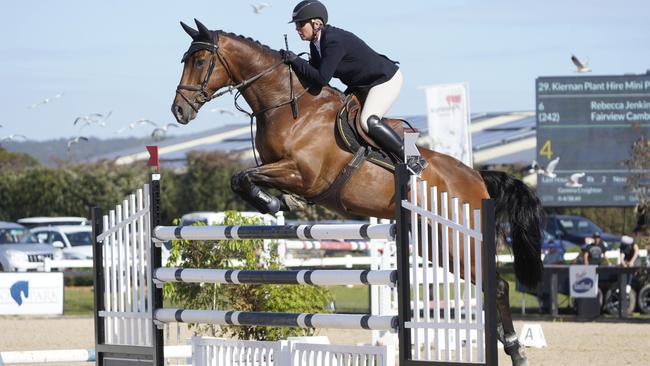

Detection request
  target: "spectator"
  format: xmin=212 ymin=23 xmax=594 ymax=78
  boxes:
xmin=571 ymin=237 xmax=593 ymax=264
xmin=619 ymin=235 xmax=640 ymax=267
xmin=582 ymin=232 xmax=607 ymax=265
xmin=543 ymin=240 xmax=565 ymax=264
xmin=0 ymin=230 xmax=15 ymax=243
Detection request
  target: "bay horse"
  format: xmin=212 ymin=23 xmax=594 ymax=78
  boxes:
xmin=171 ymin=20 xmax=542 ymax=366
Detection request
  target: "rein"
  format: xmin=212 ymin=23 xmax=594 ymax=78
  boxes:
xmin=176 ymin=36 xmax=309 ymax=167
xmin=234 ymin=87 xmax=309 ymax=167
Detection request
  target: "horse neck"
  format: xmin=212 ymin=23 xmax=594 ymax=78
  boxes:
xmin=222 ymin=36 xmax=290 ymax=115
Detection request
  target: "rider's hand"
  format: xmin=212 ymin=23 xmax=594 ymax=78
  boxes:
xmin=280 ymin=49 xmax=298 ymax=64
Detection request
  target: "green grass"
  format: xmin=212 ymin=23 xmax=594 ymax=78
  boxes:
xmin=64 ymin=280 xmax=648 ymax=319
xmin=64 ymin=286 xmax=95 ymax=315
xmin=328 ymin=286 xmax=370 ymax=313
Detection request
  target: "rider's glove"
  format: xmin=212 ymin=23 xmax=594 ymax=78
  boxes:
xmin=280 ymin=49 xmax=298 ymax=64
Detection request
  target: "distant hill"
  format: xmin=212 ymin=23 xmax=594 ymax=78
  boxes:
xmin=0 ymin=124 xmax=251 ymax=167
xmin=2 ymin=136 xmax=149 ymax=166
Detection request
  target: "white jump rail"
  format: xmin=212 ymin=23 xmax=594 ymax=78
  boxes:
xmin=0 ymin=345 xmax=191 ymax=365
xmin=154 ymin=268 xmax=397 ymax=286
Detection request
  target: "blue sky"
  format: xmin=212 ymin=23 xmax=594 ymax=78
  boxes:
xmin=1 ymin=0 xmax=649 ymax=141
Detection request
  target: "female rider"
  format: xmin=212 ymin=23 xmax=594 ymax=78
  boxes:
xmin=282 ymin=0 xmax=426 ymax=174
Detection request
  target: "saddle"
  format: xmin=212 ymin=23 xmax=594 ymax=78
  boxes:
xmin=307 ymin=94 xmax=418 ymax=214
xmin=335 ymin=94 xmax=417 ymax=171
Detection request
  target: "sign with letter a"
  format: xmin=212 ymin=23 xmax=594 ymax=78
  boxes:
xmin=424 ymin=83 xmax=472 ymax=166
xmin=519 ymin=323 xmax=547 ymax=348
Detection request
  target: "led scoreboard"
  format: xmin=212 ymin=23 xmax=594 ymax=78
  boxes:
xmin=535 ymin=74 xmax=650 ymax=207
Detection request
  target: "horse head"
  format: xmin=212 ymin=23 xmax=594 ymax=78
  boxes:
xmin=172 ymin=19 xmax=233 ymax=124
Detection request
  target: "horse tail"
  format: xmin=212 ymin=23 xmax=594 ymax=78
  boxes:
xmin=479 ymin=170 xmax=544 ymax=288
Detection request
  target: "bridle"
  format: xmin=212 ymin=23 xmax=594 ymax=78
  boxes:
xmin=175 ymin=34 xmax=288 ymax=114
xmin=175 ymin=32 xmax=309 ymax=166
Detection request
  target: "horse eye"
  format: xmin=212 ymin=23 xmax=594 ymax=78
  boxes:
xmin=194 ymin=59 xmax=205 ymax=68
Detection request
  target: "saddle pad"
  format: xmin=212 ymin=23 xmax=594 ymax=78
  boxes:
xmin=335 ymin=95 xmax=413 ymax=172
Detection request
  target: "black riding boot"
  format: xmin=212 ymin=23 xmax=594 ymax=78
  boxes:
xmin=366 ymin=115 xmax=427 ymax=175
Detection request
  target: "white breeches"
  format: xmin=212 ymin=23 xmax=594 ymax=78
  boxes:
xmin=359 ymin=69 xmax=403 ymax=132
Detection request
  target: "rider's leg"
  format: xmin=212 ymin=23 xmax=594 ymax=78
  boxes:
xmin=359 ymin=69 xmax=404 ymax=131
xmin=360 ymin=70 xmax=427 ymax=174
xmin=366 ymin=115 xmax=405 ymax=159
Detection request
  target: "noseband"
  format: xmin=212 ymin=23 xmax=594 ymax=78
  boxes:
xmin=175 ymin=34 xmax=286 ymax=113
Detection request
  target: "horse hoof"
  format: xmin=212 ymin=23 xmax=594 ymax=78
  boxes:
xmin=510 ymin=348 xmax=529 ymax=366
xmin=505 ymin=340 xmax=528 ymax=366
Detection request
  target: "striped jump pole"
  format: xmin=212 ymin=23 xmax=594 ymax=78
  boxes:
xmin=282 ymin=240 xmax=376 ymax=251
xmin=153 ymin=223 xmax=395 ymax=241
xmin=154 ymin=268 xmax=398 ymax=287
xmin=155 ymin=309 xmax=398 ymax=331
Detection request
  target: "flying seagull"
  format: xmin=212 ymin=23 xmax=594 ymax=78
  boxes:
xmin=0 ymin=134 xmax=28 ymax=143
xmin=67 ymin=136 xmax=89 ymax=152
xmin=208 ymin=107 xmax=237 ymax=116
xmin=529 ymin=156 xmax=560 ymax=178
xmin=73 ymin=111 xmax=112 ymax=128
xmin=250 ymin=2 xmax=270 ymax=14
xmin=28 ymin=93 xmax=64 ymax=109
xmin=565 ymin=172 xmax=586 ymax=188
xmin=116 ymin=119 xmax=157 ymax=134
xmin=571 ymin=55 xmax=591 ymax=73
xmin=151 ymin=123 xmax=179 ymax=141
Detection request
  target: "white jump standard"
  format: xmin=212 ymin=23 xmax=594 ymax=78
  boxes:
xmin=92 ymin=164 xmax=498 ymax=366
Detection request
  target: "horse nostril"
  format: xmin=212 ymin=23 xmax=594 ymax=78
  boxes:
xmin=174 ymin=104 xmax=183 ymax=117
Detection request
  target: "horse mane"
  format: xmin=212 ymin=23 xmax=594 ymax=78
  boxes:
xmin=217 ymin=31 xmax=280 ymax=56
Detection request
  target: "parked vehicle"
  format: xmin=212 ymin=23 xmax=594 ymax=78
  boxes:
xmin=181 ymin=211 xmax=277 ymax=226
xmin=17 ymin=216 xmax=89 ymax=228
xmin=544 ymin=214 xmax=621 ymax=249
xmin=0 ymin=222 xmax=63 ymax=271
xmin=542 ymin=230 xmax=575 ymax=256
xmin=30 ymin=225 xmax=93 ymax=260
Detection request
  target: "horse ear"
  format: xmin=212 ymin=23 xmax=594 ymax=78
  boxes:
xmin=194 ymin=19 xmax=211 ymax=40
xmin=180 ymin=21 xmax=199 ymax=39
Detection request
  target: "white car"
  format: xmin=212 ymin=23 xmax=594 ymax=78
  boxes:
xmin=17 ymin=216 xmax=89 ymax=229
xmin=30 ymin=225 xmax=93 ymax=260
xmin=0 ymin=222 xmax=64 ymax=271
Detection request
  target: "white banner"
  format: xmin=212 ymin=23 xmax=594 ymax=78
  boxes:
xmin=569 ymin=265 xmax=598 ymax=298
xmin=0 ymin=273 xmax=64 ymax=315
xmin=424 ymin=82 xmax=472 ymax=166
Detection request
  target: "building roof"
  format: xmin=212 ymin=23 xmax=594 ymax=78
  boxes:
xmin=109 ymin=112 xmax=536 ymax=167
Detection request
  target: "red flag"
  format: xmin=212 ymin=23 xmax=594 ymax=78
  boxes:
xmin=146 ymin=146 xmax=159 ymax=172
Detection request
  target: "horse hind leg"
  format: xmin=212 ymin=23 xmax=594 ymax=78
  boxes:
xmin=496 ymin=274 xmax=529 ymax=366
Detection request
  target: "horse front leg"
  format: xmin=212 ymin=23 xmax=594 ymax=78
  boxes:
xmin=496 ymin=273 xmax=528 ymax=366
xmin=231 ymin=160 xmax=305 ymax=214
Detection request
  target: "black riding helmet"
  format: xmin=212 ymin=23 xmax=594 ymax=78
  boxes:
xmin=289 ymin=0 xmax=328 ymax=24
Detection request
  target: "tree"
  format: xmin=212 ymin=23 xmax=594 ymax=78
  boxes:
xmin=0 ymin=146 xmax=39 ymax=170
xmin=625 ymin=132 xmax=650 ymax=236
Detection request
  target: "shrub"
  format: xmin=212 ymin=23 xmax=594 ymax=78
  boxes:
xmin=164 ymin=211 xmax=332 ymax=340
